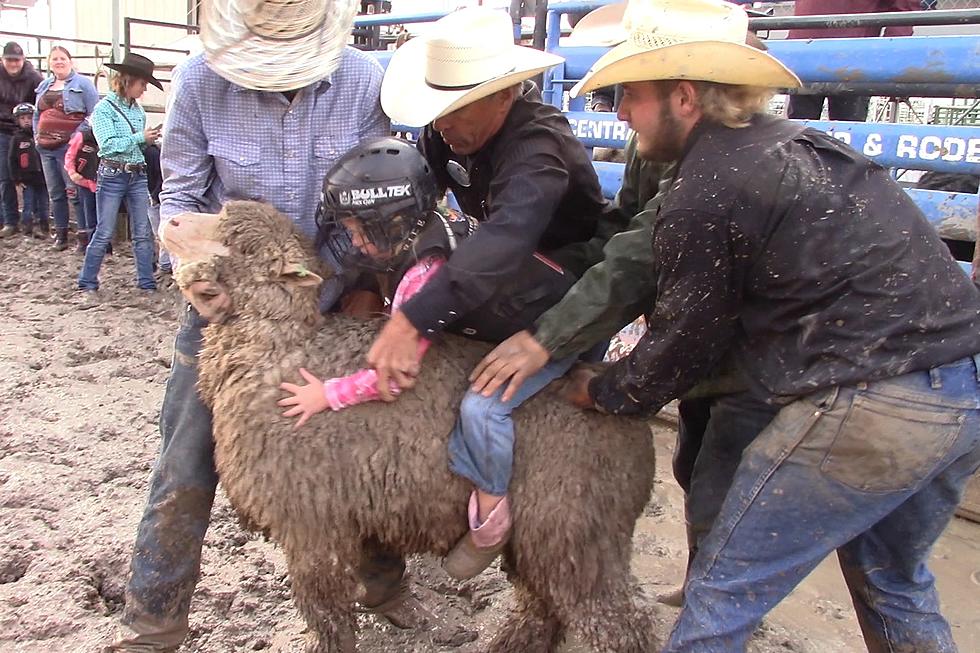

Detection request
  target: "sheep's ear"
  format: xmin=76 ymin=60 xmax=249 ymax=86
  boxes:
xmin=281 ymin=262 xmax=323 ymax=288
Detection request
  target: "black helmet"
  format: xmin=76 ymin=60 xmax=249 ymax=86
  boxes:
xmin=12 ymin=102 xmax=34 ymax=117
xmin=316 ymin=137 xmax=439 ymax=272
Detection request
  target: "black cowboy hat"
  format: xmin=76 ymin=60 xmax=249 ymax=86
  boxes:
xmin=105 ymin=52 xmax=163 ymax=91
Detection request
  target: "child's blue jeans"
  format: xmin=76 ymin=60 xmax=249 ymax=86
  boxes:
xmin=448 ymin=355 xmax=577 ymax=495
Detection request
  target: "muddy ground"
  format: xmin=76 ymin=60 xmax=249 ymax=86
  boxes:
xmin=1 ymin=234 xmax=978 ymax=652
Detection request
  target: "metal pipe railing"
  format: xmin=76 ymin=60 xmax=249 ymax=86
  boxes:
xmin=123 ymin=17 xmax=199 ymax=61
xmin=748 ymin=8 xmax=980 ymax=31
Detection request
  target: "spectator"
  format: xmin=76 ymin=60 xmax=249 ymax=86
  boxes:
xmin=7 ymin=102 xmax=48 ymax=238
xmin=787 ymin=0 xmax=919 ymax=122
xmin=78 ymin=53 xmax=162 ymax=293
xmin=33 ymin=46 xmax=99 ymax=250
xmin=0 ymin=41 xmax=42 ymax=238
xmin=103 ymin=1 xmax=393 ymax=650
xmin=64 ymin=118 xmax=99 ymax=252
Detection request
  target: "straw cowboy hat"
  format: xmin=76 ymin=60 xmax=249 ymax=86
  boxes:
xmin=571 ymin=0 xmax=800 ymax=98
xmin=381 ymin=7 xmax=564 ymax=128
xmin=105 ymin=52 xmax=164 ymax=90
xmin=199 ymin=0 xmax=358 ymax=92
xmin=565 ymin=2 xmax=628 ymax=47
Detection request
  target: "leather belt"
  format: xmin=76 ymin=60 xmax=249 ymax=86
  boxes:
xmin=102 ymin=159 xmax=146 ymax=173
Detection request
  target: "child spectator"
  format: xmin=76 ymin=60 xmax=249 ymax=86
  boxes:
xmin=64 ymin=118 xmax=98 ymax=252
xmin=7 ymin=102 xmax=48 ymax=239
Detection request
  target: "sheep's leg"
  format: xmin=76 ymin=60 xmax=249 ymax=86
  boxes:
xmin=485 ymin=582 xmax=564 ymax=653
xmin=560 ymin=584 xmax=655 ymax=653
xmin=289 ymin=557 xmax=358 ymax=653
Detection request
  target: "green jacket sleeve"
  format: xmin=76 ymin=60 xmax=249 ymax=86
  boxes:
xmin=535 ymin=136 xmax=674 ymax=359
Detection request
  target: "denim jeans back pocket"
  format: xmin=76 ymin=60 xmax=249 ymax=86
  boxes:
xmin=820 ymin=393 xmax=964 ymax=493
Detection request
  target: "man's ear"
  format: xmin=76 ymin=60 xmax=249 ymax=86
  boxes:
xmin=674 ymin=80 xmax=701 ymax=120
xmin=281 ymin=262 xmax=324 ymax=287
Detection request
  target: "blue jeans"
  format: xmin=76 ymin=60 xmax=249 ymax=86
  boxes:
xmin=666 ymin=357 xmax=980 ymax=653
xmin=78 ymin=165 xmax=155 ymax=290
xmin=38 ymin=144 xmax=77 ymax=231
xmin=21 ymin=182 xmax=50 ymax=230
xmin=122 ymin=306 xmax=218 ymax=640
xmin=685 ymin=392 xmax=779 ymax=550
xmin=76 ymin=185 xmax=97 ymax=234
xmin=0 ymin=132 xmax=17 ymax=225
xmin=448 ymin=355 xmax=577 ymax=495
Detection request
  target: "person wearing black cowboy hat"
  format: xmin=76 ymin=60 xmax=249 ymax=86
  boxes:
xmin=77 ymin=52 xmax=163 ymax=294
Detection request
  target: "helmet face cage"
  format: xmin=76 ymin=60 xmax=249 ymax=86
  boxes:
xmin=317 ymin=199 xmax=426 ymax=273
xmin=315 ymin=137 xmax=439 ymax=273
xmin=12 ymin=103 xmax=34 ymax=118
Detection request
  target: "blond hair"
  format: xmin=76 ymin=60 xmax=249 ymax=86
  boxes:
xmin=690 ymin=81 xmax=774 ymax=129
xmin=110 ymin=72 xmax=138 ymax=105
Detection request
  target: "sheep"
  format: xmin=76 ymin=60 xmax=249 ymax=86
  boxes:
xmin=165 ymin=200 xmax=657 ymax=653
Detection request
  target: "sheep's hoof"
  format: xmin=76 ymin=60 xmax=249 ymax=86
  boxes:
xmin=361 ymin=580 xmax=431 ymax=630
xmin=485 ymin=611 xmax=563 ymax=653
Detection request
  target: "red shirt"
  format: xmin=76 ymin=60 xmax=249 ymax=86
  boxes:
xmin=36 ymin=89 xmax=85 ymax=150
xmin=788 ymin=0 xmax=918 ymax=39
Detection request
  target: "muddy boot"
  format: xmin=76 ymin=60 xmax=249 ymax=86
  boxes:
xmin=0 ymin=224 xmax=18 ymax=238
xmin=444 ymin=492 xmax=511 ymax=580
xmin=74 ymin=230 xmax=90 ymax=254
xmin=33 ymin=219 xmax=49 ymax=240
xmin=101 ymin=612 xmax=184 ymax=652
xmin=657 ymin=526 xmax=698 ymax=607
xmin=52 ymin=227 xmax=69 ymax=251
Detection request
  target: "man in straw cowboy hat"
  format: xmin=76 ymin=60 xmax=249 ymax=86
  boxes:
xmin=104 ymin=1 xmax=416 ymax=650
xmin=554 ymin=0 xmax=980 ymax=651
xmin=370 ymin=6 xmax=620 ymax=579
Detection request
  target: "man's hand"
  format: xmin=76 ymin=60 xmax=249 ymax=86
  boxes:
xmin=68 ymin=170 xmax=84 ymax=185
xmin=469 ymin=330 xmax=550 ymax=402
xmin=278 ymin=368 xmax=329 ymax=429
xmin=367 ymin=310 xmax=421 ymax=401
xmin=561 ymin=365 xmax=600 ymax=411
xmin=181 ymin=279 xmax=231 ymax=323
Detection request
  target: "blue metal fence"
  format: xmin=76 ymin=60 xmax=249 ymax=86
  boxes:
xmin=360 ymin=3 xmax=979 ymax=250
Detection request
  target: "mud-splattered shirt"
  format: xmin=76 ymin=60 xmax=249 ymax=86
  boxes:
xmin=590 ymin=114 xmax=980 ymax=415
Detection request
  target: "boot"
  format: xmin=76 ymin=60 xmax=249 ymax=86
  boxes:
xmin=22 ymin=222 xmax=34 ymax=236
xmin=443 ymin=492 xmax=511 ymax=580
xmin=656 ymin=523 xmax=698 ymax=607
xmin=52 ymin=228 xmax=69 ymax=251
xmin=74 ymin=231 xmax=90 ymax=254
xmin=0 ymin=224 xmax=18 ymax=238
xmin=34 ymin=220 xmax=49 ymax=240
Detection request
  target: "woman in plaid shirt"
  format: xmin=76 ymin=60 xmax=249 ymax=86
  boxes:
xmin=77 ymin=53 xmax=162 ymax=294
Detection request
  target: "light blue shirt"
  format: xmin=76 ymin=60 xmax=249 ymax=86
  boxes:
xmin=32 ymin=70 xmax=100 ymax=135
xmin=90 ymin=93 xmax=147 ymax=163
xmin=159 ymin=49 xmax=389 ymax=240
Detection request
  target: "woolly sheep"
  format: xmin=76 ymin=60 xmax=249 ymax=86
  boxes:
xmin=166 ymin=201 xmax=657 ymax=653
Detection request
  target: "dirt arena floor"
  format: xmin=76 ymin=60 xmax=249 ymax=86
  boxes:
xmin=1 ymin=234 xmax=978 ymax=652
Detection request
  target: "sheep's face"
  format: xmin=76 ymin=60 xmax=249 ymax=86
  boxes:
xmin=162 ymin=201 xmax=325 ymax=324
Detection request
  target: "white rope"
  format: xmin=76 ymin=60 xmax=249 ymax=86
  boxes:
xmin=200 ymin=0 xmax=358 ymax=91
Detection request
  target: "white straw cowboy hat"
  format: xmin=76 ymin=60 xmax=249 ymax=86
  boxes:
xmin=565 ymin=2 xmax=628 ymax=47
xmin=571 ymin=0 xmax=800 ymax=98
xmin=381 ymin=7 xmax=564 ymax=128
xmin=200 ymin=0 xmax=358 ymax=92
